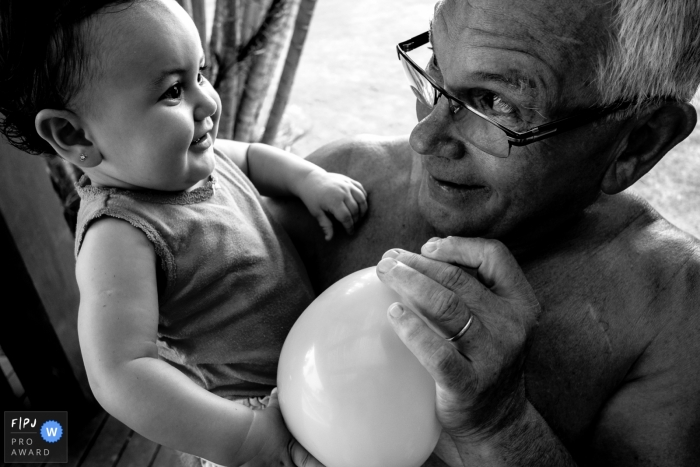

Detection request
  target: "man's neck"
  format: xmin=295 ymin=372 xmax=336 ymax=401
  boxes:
xmin=502 ymin=193 xmax=648 ymax=265
xmin=502 ymin=211 xmax=587 ymax=261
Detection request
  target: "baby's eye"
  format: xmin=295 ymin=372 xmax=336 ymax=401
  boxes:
xmin=197 ymin=65 xmax=208 ymax=85
xmin=161 ymin=83 xmax=183 ymax=101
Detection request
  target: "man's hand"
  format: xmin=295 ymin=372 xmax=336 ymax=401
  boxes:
xmin=296 ymin=169 xmax=368 ymax=241
xmin=375 ymin=237 xmax=541 ymax=441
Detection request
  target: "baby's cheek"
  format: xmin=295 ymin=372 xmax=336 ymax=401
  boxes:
xmin=208 ymin=87 xmax=223 ymax=124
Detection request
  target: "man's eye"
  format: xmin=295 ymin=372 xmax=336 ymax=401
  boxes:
xmin=162 ymin=83 xmax=182 ymax=100
xmin=475 ymin=92 xmax=517 ymax=117
xmin=492 ymin=95 xmax=515 ymax=115
xmin=425 ymin=52 xmax=444 ymax=83
xmin=427 ymin=47 xmax=439 ymax=70
xmin=430 ymin=54 xmax=440 ymax=72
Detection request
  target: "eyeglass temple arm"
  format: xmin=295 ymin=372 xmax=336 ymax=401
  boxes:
xmin=397 ymin=31 xmax=431 ymax=55
xmin=506 ymin=103 xmax=633 ymax=146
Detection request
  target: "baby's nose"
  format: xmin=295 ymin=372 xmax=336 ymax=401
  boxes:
xmin=194 ymin=89 xmax=219 ymax=121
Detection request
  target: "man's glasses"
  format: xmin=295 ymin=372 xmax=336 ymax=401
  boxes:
xmin=397 ymin=32 xmax=632 ymax=158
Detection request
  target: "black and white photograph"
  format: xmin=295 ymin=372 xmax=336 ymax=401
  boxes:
xmin=1 ymin=0 xmax=699 ymax=466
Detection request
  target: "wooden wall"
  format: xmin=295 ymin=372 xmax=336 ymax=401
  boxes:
xmin=0 ymin=140 xmax=96 ymax=423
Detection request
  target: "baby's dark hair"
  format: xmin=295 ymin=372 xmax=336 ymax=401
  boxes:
xmin=0 ymin=0 xmax=138 ymax=155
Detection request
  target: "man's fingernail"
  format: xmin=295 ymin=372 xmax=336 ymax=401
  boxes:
xmin=422 ymin=241 xmax=437 ymax=253
xmin=388 ymin=303 xmax=404 ymax=318
xmin=382 ymin=249 xmax=400 ymax=259
xmin=428 ymin=237 xmax=441 ymax=242
xmin=377 ymin=257 xmax=397 ymax=273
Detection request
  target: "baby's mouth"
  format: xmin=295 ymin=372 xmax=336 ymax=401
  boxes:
xmin=192 ymin=134 xmax=207 ymax=145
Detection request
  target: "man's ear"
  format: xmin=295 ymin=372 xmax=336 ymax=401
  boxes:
xmin=35 ymin=109 xmax=102 ymax=167
xmin=601 ymin=102 xmax=697 ymax=194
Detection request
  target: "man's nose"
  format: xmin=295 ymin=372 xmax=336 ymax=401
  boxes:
xmin=409 ymin=98 xmax=465 ymax=160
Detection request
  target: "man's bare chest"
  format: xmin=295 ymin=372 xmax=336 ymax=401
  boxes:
xmin=522 ymin=260 xmax=654 ymax=448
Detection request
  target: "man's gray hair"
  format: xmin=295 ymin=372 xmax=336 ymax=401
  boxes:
xmin=596 ymin=0 xmax=700 ymax=111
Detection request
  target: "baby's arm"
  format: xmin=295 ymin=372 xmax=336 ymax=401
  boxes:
xmin=216 ymin=139 xmax=368 ymax=240
xmin=76 ymin=218 xmax=319 ymax=466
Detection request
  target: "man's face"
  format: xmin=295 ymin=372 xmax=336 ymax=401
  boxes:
xmin=412 ymin=0 xmax=625 ymax=243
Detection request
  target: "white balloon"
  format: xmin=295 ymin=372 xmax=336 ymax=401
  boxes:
xmin=278 ymin=267 xmax=441 ymax=467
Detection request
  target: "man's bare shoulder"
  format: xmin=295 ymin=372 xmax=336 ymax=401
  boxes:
xmin=306 ymin=134 xmax=413 ymax=185
xmin=587 ymin=192 xmax=700 ymax=307
xmin=530 ymin=191 xmax=699 ymax=363
xmin=568 ymin=190 xmax=697 ymax=265
xmin=569 ymin=193 xmax=700 ymax=466
xmin=585 ymin=192 xmax=700 ymax=355
xmin=618 ymin=192 xmax=700 ymax=284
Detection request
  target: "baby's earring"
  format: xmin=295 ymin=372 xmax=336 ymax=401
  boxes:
xmin=79 ymin=153 xmax=87 ymax=162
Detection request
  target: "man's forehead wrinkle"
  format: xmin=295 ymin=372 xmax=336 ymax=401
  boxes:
xmin=451 ymin=32 xmax=555 ymax=97
xmin=465 ymin=17 xmax=569 ymax=68
xmin=443 ymin=0 xmax=601 ymax=63
xmin=435 ymin=0 xmax=612 ymax=114
xmin=438 ymin=0 xmax=554 ymax=72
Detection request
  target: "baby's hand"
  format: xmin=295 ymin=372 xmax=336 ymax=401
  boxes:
xmin=238 ymin=389 xmax=324 ymax=467
xmin=297 ymin=169 xmax=368 ymax=241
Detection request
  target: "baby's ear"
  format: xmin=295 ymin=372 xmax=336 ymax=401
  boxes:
xmin=35 ymin=109 xmax=101 ymax=167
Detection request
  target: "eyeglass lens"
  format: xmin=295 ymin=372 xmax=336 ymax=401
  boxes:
xmin=399 ymin=51 xmax=512 ymax=158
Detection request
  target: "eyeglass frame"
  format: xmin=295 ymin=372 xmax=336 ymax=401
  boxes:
xmin=397 ymin=31 xmax=634 ymax=150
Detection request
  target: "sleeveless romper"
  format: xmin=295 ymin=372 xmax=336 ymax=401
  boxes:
xmin=74 ymin=148 xmax=315 ymax=398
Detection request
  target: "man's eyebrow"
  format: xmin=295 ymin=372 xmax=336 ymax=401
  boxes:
xmin=471 ymin=71 xmax=539 ymax=96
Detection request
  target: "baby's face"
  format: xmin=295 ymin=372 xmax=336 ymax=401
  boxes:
xmin=78 ymin=0 xmax=221 ymax=191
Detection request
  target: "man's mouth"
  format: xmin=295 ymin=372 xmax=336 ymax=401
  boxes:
xmin=429 ymin=174 xmax=485 ymax=192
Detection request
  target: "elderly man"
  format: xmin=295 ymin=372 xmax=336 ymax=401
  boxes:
xmin=269 ymin=0 xmax=700 ymax=465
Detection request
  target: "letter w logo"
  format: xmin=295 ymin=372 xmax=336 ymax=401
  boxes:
xmin=46 ymin=427 xmax=58 ymax=437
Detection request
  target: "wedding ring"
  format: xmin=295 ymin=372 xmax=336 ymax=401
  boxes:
xmin=445 ymin=315 xmax=473 ymax=342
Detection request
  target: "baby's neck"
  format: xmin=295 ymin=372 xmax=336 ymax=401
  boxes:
xmin=83 ymin=168 xmax=209 ymax=193
xmin=186 ymin=177 xmax=209 ymax=192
